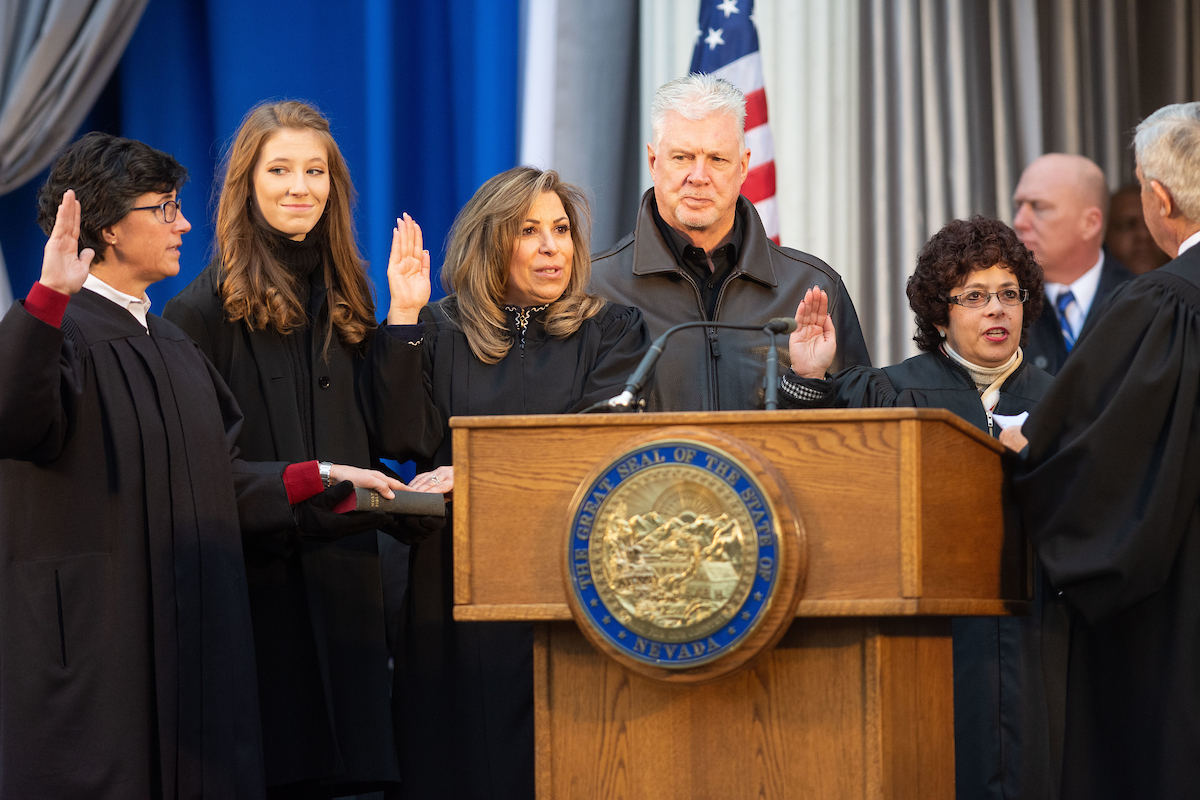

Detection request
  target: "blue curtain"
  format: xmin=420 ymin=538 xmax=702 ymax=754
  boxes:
xmin=0 ymin=0 xmax=520 ymax=312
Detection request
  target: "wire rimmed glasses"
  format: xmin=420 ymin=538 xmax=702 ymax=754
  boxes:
xmin=948 ymin=288 xmax=1029 ymax=308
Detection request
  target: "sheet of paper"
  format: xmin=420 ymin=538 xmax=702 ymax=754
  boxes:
xmin=991 ymin=411 xmax=1028 ymax=430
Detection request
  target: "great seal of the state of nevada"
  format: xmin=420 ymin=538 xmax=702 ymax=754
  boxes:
xmin=566 ymin=439 xmax=782 ymax=669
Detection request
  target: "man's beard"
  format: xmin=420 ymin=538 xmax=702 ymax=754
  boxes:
xmin=675 ymin=201 xmax=721 ymax=231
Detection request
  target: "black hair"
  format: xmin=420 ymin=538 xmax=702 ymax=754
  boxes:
xmin=36 ymin=132 xmax=188 ymax=262
xmin=907 ymin=216 xmax=1044 ymax=351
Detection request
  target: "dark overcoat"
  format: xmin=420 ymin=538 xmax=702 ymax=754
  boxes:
xmin=0 ymin=290 xmax=290 ymax=799
xmin=1013 ymin=248 xmax=1200 ymax=799
xmin=163 ymin=262 xmax=441 ymax=792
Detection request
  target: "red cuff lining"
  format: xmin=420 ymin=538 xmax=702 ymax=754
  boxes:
xmin=26 ymin=282 xmax=71 ymax=327
xmin=284 ymin=461 xmax=323 ymax=505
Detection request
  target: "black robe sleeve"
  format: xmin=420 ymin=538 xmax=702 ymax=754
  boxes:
xmin=570 ymin=303 xmax=652 ymax=411
xmin=201 ymin=356 xmax=296 ymax=537
xmin=0 ymin=302 xmax=80 ymax=462
xmin=778 ymin=365 xmax=899 ymax=409
xmin=358 ymin=323 xmax=443 ymax=460
xmin=1013 ymin=272 xmax=1200 ymax=625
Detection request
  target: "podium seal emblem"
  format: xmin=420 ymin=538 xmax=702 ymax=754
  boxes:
xmin=566 ymin=431 xmax=803 ymax=681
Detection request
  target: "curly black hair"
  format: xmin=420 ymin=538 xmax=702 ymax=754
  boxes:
xmin=906 ymin=216 xmax=1044 ymax=352
xmin=36 ymin=132 xmax=188 ymax=263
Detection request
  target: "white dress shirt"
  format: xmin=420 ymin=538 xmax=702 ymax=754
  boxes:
xmin=83 ymin=273 xmax=152 ymax=332
xmin=1177 ymin=230 xmax=1200 ymax=258
xmin=1045 ymin=250 xmax=1105 ymax=339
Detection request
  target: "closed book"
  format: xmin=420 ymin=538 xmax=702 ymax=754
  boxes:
xmin=354 ymin=487 xmax=446 ymax=517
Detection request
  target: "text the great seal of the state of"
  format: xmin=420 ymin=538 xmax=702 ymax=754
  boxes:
xmin=567 ymin=439 xmax=782 ymax=669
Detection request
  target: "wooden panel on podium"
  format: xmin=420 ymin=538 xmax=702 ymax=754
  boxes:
xmin=451 ymin=409 xmax=1026 ymax=799
xmin=533 ymin=619 xmax=954 ymax=800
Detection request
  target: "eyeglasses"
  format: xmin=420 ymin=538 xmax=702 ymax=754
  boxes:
xmin=948 ymin=288 xmax=1029 ymax=308
xmin=129 ymin=198 xmax=181 ymax=224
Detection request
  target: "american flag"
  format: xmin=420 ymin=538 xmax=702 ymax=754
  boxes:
xmin=689 ymin=0 xmax=779 ymax=244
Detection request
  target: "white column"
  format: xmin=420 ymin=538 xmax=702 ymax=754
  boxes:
xmin=519 ymin=0 xmax=560 ymax=169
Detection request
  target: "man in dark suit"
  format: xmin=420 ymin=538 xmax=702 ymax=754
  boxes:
xmin=1013 ymin=153 xmax=1133 ymax=375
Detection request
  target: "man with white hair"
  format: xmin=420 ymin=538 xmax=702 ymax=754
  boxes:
xmin=589 ymin=74 xmax=870 ymax=410
xmin=1012 ymin=153 xmax=1134 ymax=375
xmin=1003 ymin=102 xmax=1200 ymax=799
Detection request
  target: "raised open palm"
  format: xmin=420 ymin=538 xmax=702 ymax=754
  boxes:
xmin=788 ymin=286 xmax=838 ymax=379
xmin=386 ymin=212 xmax=431 ymax=325
xmin=40 ymin=190 xmax=94 ymax=296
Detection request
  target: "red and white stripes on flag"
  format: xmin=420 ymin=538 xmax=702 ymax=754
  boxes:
xmin=690 ymin=0 xmax=779 ymax=244
xmin=711 ymin=55 xmax=777 ymax=244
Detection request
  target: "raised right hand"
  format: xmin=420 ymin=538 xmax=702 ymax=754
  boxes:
xmin=788 ymin=286 xmax=837 ymax=379
xmin=385 ymin=213 xmax=432 ymax=325
xmin=40 ymin=190 xmax=94 ymax=295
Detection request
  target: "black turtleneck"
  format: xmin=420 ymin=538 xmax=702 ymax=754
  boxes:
xmin=273 ymin=232 xmax=326 ymax=459
xmin=650 ymin=198 xmax=745 ymax=320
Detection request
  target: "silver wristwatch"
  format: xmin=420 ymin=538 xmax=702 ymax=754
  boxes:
xmin=318 ymin=461 xmax=334 ymax=488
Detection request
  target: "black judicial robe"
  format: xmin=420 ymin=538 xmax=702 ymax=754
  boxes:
xmin=802 ymin=349 xmax=1052 ymax=432
xmin=0 ymin=290 xmax=293 ymax=799
xmin=165 ymin=257 xmax=441 ymax=794
xmin=394 ymin=297 xmax=649 ymax=800
xmin=783 ymin=350 xmax=1064 ymax=800
xmin=1012 ymin=246 xmax=1200 ymax=799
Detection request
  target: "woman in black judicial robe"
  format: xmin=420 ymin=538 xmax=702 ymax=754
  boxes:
xmin=163 ymin=101 xmax=441 ymax=799
xmin=1 ymin=134 xmax=397 ymax=799
xmin=784 ymin=218 xmax=1063 ymax=800
xmin=386 ymin=167 xmax=650 ymax=799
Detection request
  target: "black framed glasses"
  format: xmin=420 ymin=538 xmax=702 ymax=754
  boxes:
xmin=948 ymin=288 xmax=1029 ymax=308
xmin=130 ymin=198 xmax=181 ymax=224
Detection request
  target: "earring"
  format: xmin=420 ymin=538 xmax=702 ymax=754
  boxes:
xmin=939 ymin=329 xmax=946 ymax=338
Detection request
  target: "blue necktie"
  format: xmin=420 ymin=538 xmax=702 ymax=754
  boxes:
xmin=1056 ymin=290 xmax=1077 ymax=352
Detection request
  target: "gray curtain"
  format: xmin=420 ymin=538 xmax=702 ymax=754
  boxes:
xmin=549 ymin=0 xmax=643 ymax=253
xmin=856 ymin=0 xmax=1199 ymax=367
xmin=0 ymin=0 xmax=149 ymax=307
xmin=1037 ymin=0 xmax=1200 ymax=186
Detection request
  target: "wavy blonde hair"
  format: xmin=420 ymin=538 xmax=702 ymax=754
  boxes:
xmin=441 ymin=167 xmax=605 ymax=363
xmin=215 ymin=100 xmax=375 ymax=352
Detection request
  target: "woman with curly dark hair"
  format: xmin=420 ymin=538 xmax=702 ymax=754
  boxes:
xmin=784 ymin=216 xmax=1063 ymax=800
xmin=784 ymin=216 xmax=1048 ymax=435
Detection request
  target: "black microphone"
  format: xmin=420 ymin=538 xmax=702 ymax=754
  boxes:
xmin=764 ymin=317 xmax=798 ymax=335
xmin=580 ymin=318 xmax=797 ymax=413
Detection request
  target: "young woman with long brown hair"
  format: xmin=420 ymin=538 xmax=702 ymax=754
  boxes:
xmin=164 ymin=100 xmax=441 ymax=799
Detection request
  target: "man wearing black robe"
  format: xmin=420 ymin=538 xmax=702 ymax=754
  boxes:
xmin=1005 ymin=102 xmax=1200 ymax=799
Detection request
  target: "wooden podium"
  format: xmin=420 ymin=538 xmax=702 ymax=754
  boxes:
xmin=450 ymin=408 xmax=1027 ymax=800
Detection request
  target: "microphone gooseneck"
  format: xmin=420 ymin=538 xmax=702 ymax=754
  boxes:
xmin=579 ymin=317 xmax=798 ymax=413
